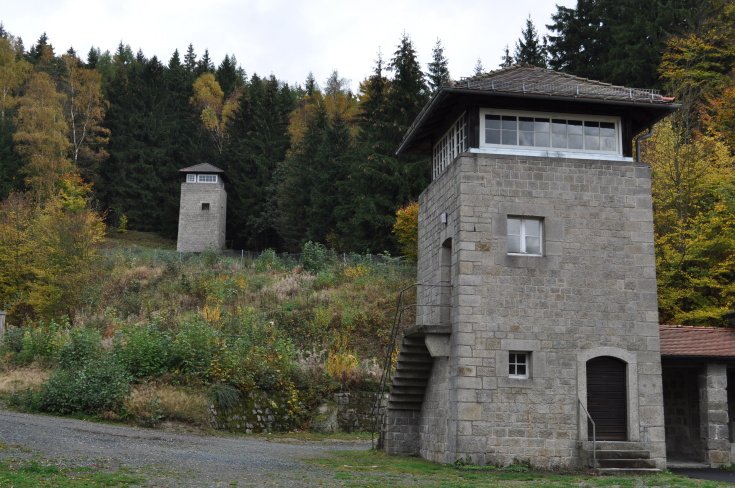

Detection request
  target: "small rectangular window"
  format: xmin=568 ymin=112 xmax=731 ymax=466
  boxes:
xmin=186 ymin=174 xmax=196 ymax=183
xmin=201 ymin=202 xmax=210 ymax=211
xmin=507 ymin=216 xmax=543 ymax=255
xmin=509 ymin=352 xmax=530 ymax=379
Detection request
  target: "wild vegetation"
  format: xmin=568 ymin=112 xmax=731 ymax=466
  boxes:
xmin=0 ymin=236 xmax=412 ymax=427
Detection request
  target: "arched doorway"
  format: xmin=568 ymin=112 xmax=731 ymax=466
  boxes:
xmin=587 ymin=356 xmax=627 ymax=441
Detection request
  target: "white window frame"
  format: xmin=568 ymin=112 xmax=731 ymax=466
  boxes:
xmin=432 ymin=112 xmax=467 ymax=180
xmin=186 ymin=174 xmax=196 ymax=183
xmin=507 ymin=216 xmax=543 ymax=256
xmin=509 ymin=351 xmax=530 ymax=379
xmin=480 ymin=108 xmax=621 ymax=156
xmin=197 ymin=174 xmax=218 ymax=183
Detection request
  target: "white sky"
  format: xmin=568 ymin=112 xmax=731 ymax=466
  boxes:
xmin=2 ymin=0 xmax=576 ymax=91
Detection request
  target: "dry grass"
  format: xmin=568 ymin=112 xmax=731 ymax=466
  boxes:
xmin=0 ymin=365 xmax=51 ymax=395
xmin=125 ymin=383 xmax=210 ymax=426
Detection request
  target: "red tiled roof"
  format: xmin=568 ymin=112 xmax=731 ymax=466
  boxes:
xmin=660 ymin=325 xmax=735 ymax=358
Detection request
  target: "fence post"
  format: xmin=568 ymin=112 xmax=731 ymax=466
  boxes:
xmin=0 ymin=311 xmax=5 ymax=337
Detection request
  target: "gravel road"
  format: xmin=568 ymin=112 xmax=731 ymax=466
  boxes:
xmin=0 ymin=410 xmax=371 ymax=487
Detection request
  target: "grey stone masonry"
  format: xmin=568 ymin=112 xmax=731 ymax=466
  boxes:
xmin=177 ymin=180 xmax=227 ymax=252
xmin=388 ymin=152 xmax=667 ymax=470
xmin=700 ymin=363 xmax=730 ymax=466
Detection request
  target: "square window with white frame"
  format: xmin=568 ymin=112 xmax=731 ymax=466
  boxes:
xmin=507 ymin=216 xmax=543 ymax=255
xmin=509 ymin=351 xmax=530 ymax=378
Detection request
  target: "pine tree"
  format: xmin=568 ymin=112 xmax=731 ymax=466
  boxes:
xmin=427 ymin=39 xmax=450 ymax=93
xmin=184 ymin=44 xmax=197 ymax=72
xmin=499 ymin=44 xmax=514 ymax=68
xmin=474 ymin=58 xmax=484 ymax=76
xmin=514 ymin=16 xmax=547 ymax=67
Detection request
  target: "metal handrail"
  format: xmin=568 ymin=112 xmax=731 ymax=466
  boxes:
xmin=578 ymin=398 xmax=597 ymax=468
xmin=371 ymin=282 xmax=452 ymax=449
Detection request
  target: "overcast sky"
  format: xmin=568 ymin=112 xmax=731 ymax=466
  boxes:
xmin=2 ymin=0 xmax=576 ymax=91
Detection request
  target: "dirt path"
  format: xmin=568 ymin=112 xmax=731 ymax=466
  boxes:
xmin=0 ymin=410 xmax=371 ymax=487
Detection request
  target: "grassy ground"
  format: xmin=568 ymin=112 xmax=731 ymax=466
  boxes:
xmin=311 ymin=450 xmax=730 ymax=487
xmin=0 ymin=460 xmax=140 ymax=487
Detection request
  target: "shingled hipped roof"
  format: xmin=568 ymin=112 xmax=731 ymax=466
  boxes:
xmin=660 ymin=325 xmax=735 ymax=358
xmin=397 ymin=65 xmax=679 ymax=156
xmin=179 ymin=163 xmax=224 ymax=173
xmin=456 ymin=65 xmax=674 ymax=105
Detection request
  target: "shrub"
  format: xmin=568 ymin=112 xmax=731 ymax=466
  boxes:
xmin=114 ymin=323 xmax=172 ymax=378
xmin=15 ymin=319 xmax=67 ymax=366
xmin=56 ymin=327 xmax=102 ymax=370
xmin=253 ymin=249 xmax=284 ymax=272
xmin=2 ymin=326 xmax=24 ymax=354
xmin=39 ymin=356 xmax=132 ymax=414
xmin=301 ymin=241 xmax=332 ymax=273
xmin=171 ymin=317 xmax=220 ymax=381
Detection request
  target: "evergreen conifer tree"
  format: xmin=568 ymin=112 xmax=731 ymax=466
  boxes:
xmin=499 ymin=44 xmax=514 ymax=68
xmin=514 ymin=16 xmax=547 ymax=67
xmin=427 ymin=39 xmax=450 ymax=93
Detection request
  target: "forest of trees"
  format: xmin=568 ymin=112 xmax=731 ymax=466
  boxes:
xmin=1 ymin=0 xmax=735 ymax=326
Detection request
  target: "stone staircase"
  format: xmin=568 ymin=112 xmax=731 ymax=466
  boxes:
xmin=387 ymin=334 xmax=433 ymax=411
xmin=591 ymin=441 xmax=661 ymax=475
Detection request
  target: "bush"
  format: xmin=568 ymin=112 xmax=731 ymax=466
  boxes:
xmin=56 ymin=327 xmax=102 ymax=370
xmin=301 ymin=241 xmax=332 ymax=273
xmin=171 ymin=317 xmax=220 ymax=381
xmin=15 ymin=319 xmax=67 ymax=366
xmin=253 ymin=249 xmax=284 ymax=272
xmin=39 ymin=356 xmax=132 ymax=414
xmin=2 ymin=326 xmax=24 ymax=354
xmin=114 ymin=323 xmax=172 ymax=378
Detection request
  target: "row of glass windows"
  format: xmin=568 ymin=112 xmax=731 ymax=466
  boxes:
xmin=186 ymin=174 xmax=218 ymax=183
xmin=484 ymin=115 xmax=617 ymax=152
xmin=432 ymin=113 xmax=467 ymax=180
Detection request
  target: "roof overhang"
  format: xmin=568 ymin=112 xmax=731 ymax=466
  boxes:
xmin=396 ymin=87 xmax=680 ymax=156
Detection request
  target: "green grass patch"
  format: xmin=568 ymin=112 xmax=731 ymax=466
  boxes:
xmin=0 ymin=461 xmax=141 ymax=487
xmin=103 ymin=230 xmax=176 ymax=250
xmin=310 ymin=450 xmax=729 ymax=487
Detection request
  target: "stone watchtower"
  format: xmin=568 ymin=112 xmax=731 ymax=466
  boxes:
xmin=382 ymin=66 xmax=678 ymax=470
xmin=176 ymin=163 xmax=227 ymax=252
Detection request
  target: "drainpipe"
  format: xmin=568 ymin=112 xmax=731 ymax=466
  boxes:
xmin=636 ymin=127 xmax=654 ymax=162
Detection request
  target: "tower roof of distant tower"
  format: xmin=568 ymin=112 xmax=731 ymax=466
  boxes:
xmin=179 ymin=163 xmax=224 ymax=173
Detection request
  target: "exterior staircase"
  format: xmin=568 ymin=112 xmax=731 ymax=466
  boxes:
xmin=591 ymin=441 xmax=661 ymax=475
xmin=387 ymin=333 xmax=433 ymax=411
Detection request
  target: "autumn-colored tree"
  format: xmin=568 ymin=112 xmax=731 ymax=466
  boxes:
xmin=0 ymin=192 xmax=36 ymax=317
xmin=61 ymin=53 xmax=109 ymax=181
xmin=392 ymin=201 xmax=419 ymax=261
xmin=13 ymin=71 xmax=73 ymax=202
xmin=25 ymin=174 xmax=106 ymax=320
xmin=190 ymin=72 xmax=239 ymax=154
xmin=0 ymin=36 xmax=31 ymax=123
xmin=703 ymin=82 xmax=735 ymax=153
xmin=643 ymin=120 xmax=735 ymax=325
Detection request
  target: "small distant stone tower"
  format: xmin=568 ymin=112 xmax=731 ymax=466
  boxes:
xmin=177 ymin=163 xmax=227 ymax=252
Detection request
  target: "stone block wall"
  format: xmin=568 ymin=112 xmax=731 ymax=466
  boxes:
xmin=177 ymin=181 xmax=227 ymax=252
xmin=408 ymin=153 xmax=666 ymax=469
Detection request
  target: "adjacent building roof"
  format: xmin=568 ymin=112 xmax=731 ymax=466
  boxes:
xmin=179 ymin=163 xmax=224 ymax=173
xmin=660 ymin=325 xmax=735 ymax=358
xmin=397 ymin=65 xmax=679 ymax=156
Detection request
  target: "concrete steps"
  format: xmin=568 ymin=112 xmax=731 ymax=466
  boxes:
xmin=387 ymin=335 xmax=433 ymax=411
xmin=590 ymin=441 xmax=661 ymax=475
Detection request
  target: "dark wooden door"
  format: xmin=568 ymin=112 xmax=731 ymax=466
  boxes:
xmin=587 ymin=356 xmax=627 ymax=441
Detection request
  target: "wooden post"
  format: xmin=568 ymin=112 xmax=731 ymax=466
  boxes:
xmin=0 ymin=311 xmax=5 ymax=337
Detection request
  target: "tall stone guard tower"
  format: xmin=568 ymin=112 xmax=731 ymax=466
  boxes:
xmin=177 ymin=163 xmax=227 ymax=252
xmin=382 ymin=66 xmax=678 ymax=470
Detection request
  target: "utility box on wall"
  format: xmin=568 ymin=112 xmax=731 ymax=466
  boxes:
xmin=176 ymin=163 xmax=227 ymax=252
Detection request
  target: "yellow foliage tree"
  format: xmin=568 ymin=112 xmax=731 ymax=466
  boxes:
xmin=0 ymin=37 xmax=31 ymax=124
xmin=25 ymin=174 xmax=106 ymax=320
xmin=392 ymin=201 xmax=419 ymax=261
xmin=61 ymin=53 xmax=110 ymax=179
xmin=0 ymin=192 xmax=36 ymax=316
xmin=643 ymin=119 xmax=735 ymax=325
xmin=13 ymin=71 xmax=73 ymax=202
xmin=190 ymin=73 xmax=239 ymax=154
